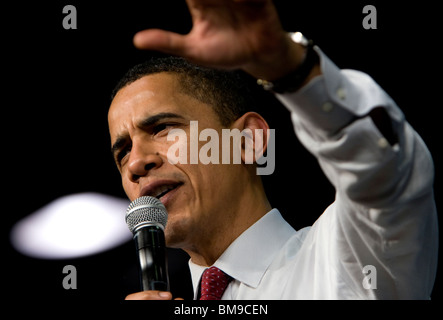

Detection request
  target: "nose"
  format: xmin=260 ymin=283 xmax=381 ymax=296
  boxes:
xmin=127 ymin=143 xmax=163 ymax=183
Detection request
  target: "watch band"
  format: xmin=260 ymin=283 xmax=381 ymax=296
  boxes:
xmin=257 ymin=32 xmax=319 ymax=94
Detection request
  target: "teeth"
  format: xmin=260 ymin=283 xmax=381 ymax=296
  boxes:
xmin=153 ymin=185 xmax=176 ymax=199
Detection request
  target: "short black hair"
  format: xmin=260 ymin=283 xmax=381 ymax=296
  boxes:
xmin=111 ymin=56 xmax=264 ymax=126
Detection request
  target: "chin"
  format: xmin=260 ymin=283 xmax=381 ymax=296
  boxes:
xmin=163 ymin=214 xmax=192 ymax=249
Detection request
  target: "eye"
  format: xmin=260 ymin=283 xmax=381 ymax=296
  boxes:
xmin=152 ymin=123 xmax=175 ymax=135
xmin=116 ymin=144 xmax=132 ymax=166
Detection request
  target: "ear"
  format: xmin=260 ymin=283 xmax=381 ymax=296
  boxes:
xmin=231 ymin=112 xmax=270 ymax=164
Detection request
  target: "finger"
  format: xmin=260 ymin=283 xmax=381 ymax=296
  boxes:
xmin=133 ymin=29 xmax=188 ymax=56
xmin=125 ymin=290 xmax=172 ymax=300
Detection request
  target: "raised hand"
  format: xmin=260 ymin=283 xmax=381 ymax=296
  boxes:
xmin=133 ymin=0 xmax=304 ymax=81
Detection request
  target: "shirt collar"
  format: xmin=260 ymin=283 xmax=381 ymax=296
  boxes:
xmin=189 ymin=209 xmax=296 ymax=293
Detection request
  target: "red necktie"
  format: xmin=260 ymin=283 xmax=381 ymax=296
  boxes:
xmin=199 ymin=266 xmax=233 ymax=300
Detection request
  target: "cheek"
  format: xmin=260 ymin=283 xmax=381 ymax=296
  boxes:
xmin=186 ymin=163 xmax=232 ymax=206
xmin=121 ymin=173 xmax=137 ymax=201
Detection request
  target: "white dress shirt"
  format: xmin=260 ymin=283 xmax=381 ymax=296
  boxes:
xmin=188 ymin=47 xmax=439 ymax=299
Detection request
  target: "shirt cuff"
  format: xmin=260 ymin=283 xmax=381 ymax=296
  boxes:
xmin=275 ymin=46 xmax=388 ymax=135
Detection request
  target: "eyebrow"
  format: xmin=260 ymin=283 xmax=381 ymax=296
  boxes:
xmin=111 ymin=112 xmax=185 ymax=156
xmin=139 ymin=112 xmax=185 ymax=128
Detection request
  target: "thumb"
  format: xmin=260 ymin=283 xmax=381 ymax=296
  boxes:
xmin=133 ymin=29 xmax=188 ymax=56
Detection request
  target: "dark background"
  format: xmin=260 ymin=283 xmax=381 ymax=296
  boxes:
xmin=3 ymin=0 xmax=441 ymax=304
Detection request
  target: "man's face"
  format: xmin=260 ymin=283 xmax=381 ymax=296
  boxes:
xmin=108 ymin=73 xmax=244 ymax=249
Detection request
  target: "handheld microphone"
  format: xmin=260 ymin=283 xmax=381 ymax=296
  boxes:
xmin=125 ymin=196 xmax=170 ymax=291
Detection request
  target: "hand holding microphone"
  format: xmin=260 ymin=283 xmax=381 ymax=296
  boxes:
xmin=125 ymin=196 xmax=182 ymax=300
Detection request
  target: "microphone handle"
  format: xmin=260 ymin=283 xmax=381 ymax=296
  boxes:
xmin=133 ymin=225 xmax=170 ymax=291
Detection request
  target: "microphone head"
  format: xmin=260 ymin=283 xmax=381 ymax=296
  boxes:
xmin=125 ymin=196 xmax=168 ymax=234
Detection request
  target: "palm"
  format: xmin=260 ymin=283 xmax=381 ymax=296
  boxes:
xmin=134 ymin=0 xmax=286 ymax=71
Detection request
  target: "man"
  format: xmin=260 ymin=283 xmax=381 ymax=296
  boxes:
xmin=108 ymin=0 xmax=438 ymax=299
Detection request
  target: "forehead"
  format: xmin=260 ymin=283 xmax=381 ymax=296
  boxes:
xmin=108 ymin=73 xmax=219 ymax=140
xmin=109 ymin=73 xmax=180 ymax=122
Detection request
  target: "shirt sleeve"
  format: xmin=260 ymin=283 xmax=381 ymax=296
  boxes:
xmin=275 ymin=47 xmax=439 ymax=299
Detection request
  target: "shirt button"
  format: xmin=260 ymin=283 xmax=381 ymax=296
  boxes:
xmin=337 ymin=87 xmax=346 ymax=100
xmin=378 ymin=137 xmax=389 ymax=149
xmin=322 ymin=102 xmax=334 ymax=112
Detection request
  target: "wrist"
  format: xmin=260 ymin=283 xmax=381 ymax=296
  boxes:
xmin=253 ymin=32 xmax=322 ymax=93
xmin=243 ymin=33 xmax=305 ymax=81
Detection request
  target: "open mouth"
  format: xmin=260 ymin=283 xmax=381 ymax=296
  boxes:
xmin=142 ymin=181 xmax=183 ymax=202
xmin=154 ymin=184 xmax=179 ymax=200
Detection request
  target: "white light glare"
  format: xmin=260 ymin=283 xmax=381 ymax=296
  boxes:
xmin=10 ymin=193 xmax=132 ymax=259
